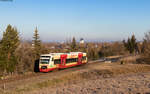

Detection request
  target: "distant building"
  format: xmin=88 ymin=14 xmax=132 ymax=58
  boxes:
xmin=80 ymin=38 xmax=84 ymax=44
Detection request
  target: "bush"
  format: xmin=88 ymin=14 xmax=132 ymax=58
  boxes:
xmin=140 ymin=32 xmax=150 ymax=64
xmin=15 ymin=42 xmax=34 ymax=73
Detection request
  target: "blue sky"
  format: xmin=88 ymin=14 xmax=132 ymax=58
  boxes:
xmin=0 ymin=0 xmax=150 ymax=42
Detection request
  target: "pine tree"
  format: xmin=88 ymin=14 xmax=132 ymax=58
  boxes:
xmin=131 ymin=35 xmax=137 ymax=53
xmin=123 ymin=35 xmax=137 ymax=54
xmin=127 ymin=38 xmax=132 ymax=53
xmin=0 ymin=24 xmax=20 ymax=73
xmin=70 ymin=37 xmax=77 ymax=51
xmin=32 ymin=27 xmax=41 ymax=59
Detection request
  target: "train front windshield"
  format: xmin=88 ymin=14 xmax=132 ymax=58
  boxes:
xmin=40 ymin=56 xmax=51 ymax=64
xmin=40 ymin=59 xmax=50 ymax=64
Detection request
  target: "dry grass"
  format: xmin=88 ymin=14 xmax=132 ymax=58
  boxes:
xmin=6 ymin=63 xmax=150 ymax=94
xmin=120 ymin=55 xmax=140 ymax=64
xmin=1 ymin=54 xmax=150 ymax=94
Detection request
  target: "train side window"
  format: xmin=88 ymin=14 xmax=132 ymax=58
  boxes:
xmin=82 ymin=56 xmax=86 ymax=60
xmin=66 ymin=58 xmax=78 ymax=63
xmin=54 ymin=59 xmax=61 ymax=64
xmin=76 ymin=58 xmax=78 ymax=62
xmin=75 ymin=58 xmax=78 ymax=62
xmin=66 ymin=59 xmax=71 ymax=63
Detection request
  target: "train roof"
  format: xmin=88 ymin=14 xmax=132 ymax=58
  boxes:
xmin=40 ymin=52 xmax=86 ymax=57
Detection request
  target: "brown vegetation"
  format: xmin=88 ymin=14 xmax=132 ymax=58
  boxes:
xmin=136 ymin=32 xmax=150 ymax=64
xmin=1 ymin=62 xmax=150 ymax=94
xmin=14 ymin=39 xmax=128 ymax=74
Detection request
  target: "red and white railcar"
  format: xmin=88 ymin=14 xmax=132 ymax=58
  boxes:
xmin=39 ymin=52 xmax=87 ymax=72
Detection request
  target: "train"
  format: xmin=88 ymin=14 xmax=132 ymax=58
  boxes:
xmin=39 ymin=52 xmax=87 ymax=72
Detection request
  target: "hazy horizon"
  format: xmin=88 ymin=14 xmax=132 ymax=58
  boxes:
xmin=0 ymin=0 xmax=150 ymax=42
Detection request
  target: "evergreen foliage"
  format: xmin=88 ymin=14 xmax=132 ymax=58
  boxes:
xmin=123 ymin=35 xmax=137 ymax=54
xmin=32 ymin=27 xmax=41 ymax=59
xmin=70 ymin=37 xmax=77 ymax=51
xmin=0 ymin=24 xmax=19 ymax=73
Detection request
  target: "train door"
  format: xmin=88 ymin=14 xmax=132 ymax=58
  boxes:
xmin=78 ymin=53 xmax=83 ymax=65
xmin=60 ymin=54 xmax=67 ymax=68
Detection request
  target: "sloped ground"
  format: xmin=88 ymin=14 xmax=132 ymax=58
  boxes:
xmin=28 ymin=64 xmax=150 ymax=94
xmin=1 ymin=61 xmax=150 ymax=94
xmin=34 ymin=72 xmax=150 ymax=94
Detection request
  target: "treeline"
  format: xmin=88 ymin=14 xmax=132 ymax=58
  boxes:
xmin=0 ymin=24 xmax=150 ymax=75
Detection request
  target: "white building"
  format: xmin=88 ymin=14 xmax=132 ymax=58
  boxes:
xmin=80 ymin=38 xmax=84 ymax=44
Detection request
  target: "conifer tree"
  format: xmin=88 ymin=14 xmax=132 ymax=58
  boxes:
xmin=70 ymin=37 xmax=77 ymax=51
xmin=123 ymin=35 xmax=137 ymax=54
xmin=32 ymin=27 xmax=41 ymax=59
xmin=0 ymin=24 xmax=19 ymax=73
